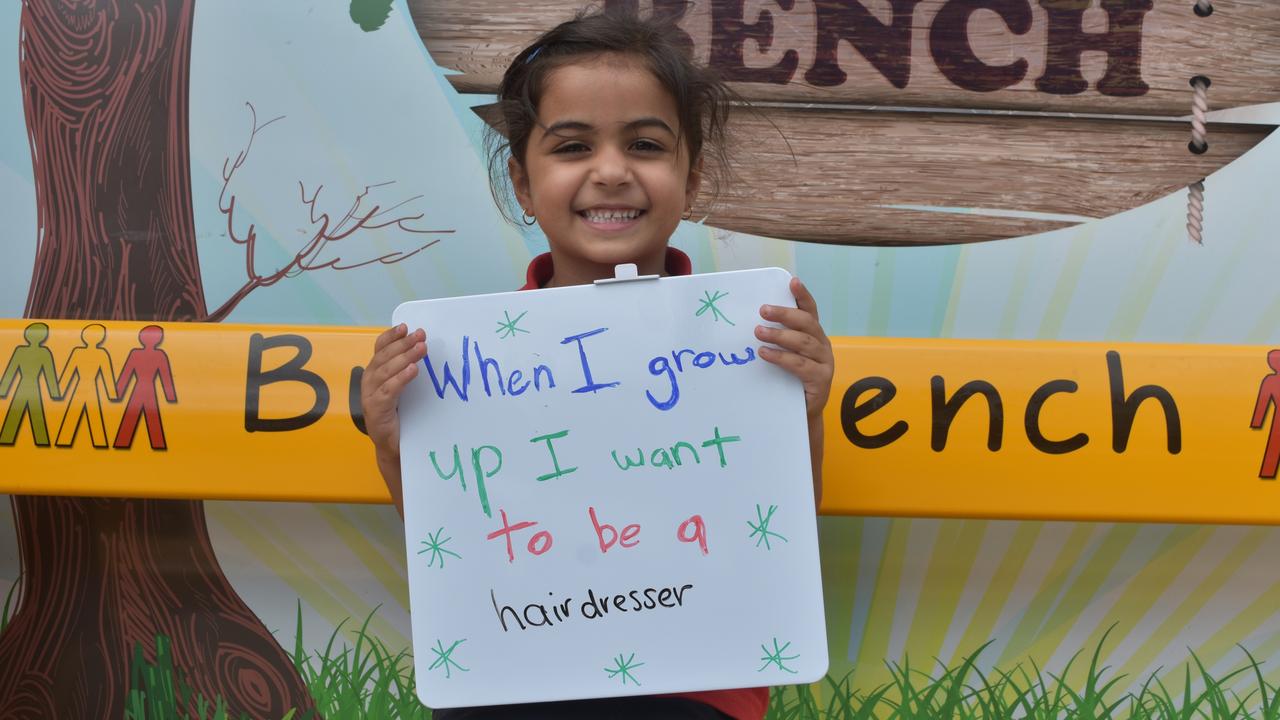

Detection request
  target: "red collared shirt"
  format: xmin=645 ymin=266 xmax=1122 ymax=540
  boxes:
xmin=517 ymin=246 xmax=768 ymax=720
xmin=519 ymin=248 xmax=694 ymax=290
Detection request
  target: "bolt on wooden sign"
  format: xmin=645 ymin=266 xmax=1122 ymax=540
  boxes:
xmin=391 ymin=268 xmax=827 ymax=706
xmin=411 ymin=0 xmax=1280 ymax=244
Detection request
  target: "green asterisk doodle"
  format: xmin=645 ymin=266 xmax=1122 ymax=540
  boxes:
xmin=496 ymin=310 xmax=530 ymax=339
xmin=429 ymin=638 xmax=469 ymax=679
xmin=695 ymin=290 xmax=734 ymax=325
xmin=759 ymin=638 xmax=799 ymax=674
xmin=605 ymin=652 xmax=645 ymax=686
xmin=747 ymin=504 xmax=789 ymax=551
xmin=417 ymin=526 xmax=461 ymax=569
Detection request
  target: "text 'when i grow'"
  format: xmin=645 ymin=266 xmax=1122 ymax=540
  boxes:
xmin=420 ymin=328 xmax=757 ymax=411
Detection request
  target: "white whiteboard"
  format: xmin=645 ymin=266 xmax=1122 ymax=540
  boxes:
xmin=393 ymin=267 xmax=827 ymax=708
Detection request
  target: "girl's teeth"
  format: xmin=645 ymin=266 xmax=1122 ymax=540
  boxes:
xmin=584 ymin=209 xmax=640 ymax=223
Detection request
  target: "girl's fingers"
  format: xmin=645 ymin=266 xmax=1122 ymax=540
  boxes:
xmin=790 ymin=277 xmax=820 ymax=322
xmin=369 ymin=339 xmax=427 ymax=390
xmin=365 ymin=350 xmax=407 ymax=392
xmin=760 ymin=304 xmax=824 ymax=337
xmin=363 ymin=355 xmax=420 ymax=426
xmin=373 ymin=325 xmax=423 ymax=361
xmin=369 ymin=327 xmax=426 ymax=376
xmin=755 ymin=324 xmax=829 ymax=362
xmin=759 ymin=345 xmax=824 ymax=380
xmin=373 ymin=323 xmax=407 ymax=353
xmin=375 ymin=361 xmax=419 ymax=403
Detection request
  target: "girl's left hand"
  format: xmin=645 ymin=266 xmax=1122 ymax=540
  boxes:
xmin=756 ymin=277 xmax=834 ymax=419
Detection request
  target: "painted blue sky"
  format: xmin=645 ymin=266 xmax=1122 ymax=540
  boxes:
xmin=0 ymin=0 xmax=1277 ymax=344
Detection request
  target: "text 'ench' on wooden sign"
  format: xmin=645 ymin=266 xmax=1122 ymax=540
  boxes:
xmin=415 ymin=0 xmax=1280 ymax=246
xmin=393 ymin=268 xmax=828 ymax=707
xmin=413 ymin=0 xmax=1280 ymax=115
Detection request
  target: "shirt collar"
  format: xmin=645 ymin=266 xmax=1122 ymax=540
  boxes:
xmin=519 ymin=247 xmax=693 ymax=290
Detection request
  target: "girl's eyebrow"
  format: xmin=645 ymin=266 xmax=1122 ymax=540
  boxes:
xmin=624 ymin=117 xmax=675 ymax=135
xmin=541 ymin=117 xmax=675 ymax=138
xmin=544 ymin=119 xmax=593 ymax=136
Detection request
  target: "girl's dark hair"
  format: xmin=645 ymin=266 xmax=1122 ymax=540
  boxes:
xmin=485 ymin=4 xmax=735 ymax=224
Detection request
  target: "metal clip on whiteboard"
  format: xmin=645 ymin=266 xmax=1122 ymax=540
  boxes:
xmin=594 ymin=263 xmax=660 ymax=285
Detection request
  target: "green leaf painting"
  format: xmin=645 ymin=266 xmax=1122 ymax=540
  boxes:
xmin=349 ymin=0 xmax=394 ymax=32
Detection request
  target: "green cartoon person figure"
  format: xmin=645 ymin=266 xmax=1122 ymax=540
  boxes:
xmin=0 ymin=322 xmax=62 ymax=446
xmin=55 ymin=323 xmax=119 ymax=448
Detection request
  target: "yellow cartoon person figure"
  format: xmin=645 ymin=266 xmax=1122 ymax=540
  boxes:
xmin=0 ymin=322 xmax=62 ymax=446
xmin=55 ymin=323 xmax=118 ymax=448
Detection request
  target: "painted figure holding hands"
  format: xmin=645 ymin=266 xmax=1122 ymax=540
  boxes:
xmin=0 ymin=322 xmax=61 ymax=446
xmin=55 ymin=323 xmax=118 ymax=448
xmin=113 ymin=325 xmax=178 ymax=450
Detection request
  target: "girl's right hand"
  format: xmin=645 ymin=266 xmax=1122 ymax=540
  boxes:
xmin=361 ymin=323 xmax=427 ymax=516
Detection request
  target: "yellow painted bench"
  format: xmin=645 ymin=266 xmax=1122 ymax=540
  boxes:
xmin=1 ymin=320 xmax=1276 ymax=525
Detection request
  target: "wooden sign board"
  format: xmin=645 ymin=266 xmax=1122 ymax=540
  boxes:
xmin=411 ymin=0 xmax=1280 ymax=116
xmin=412 ymin=0 xmax=1278 ymax=245
xmin=391 ymin=269 xmax=827 ymax=707
xmin=682 ymin=109 xmax=1269 ymax=245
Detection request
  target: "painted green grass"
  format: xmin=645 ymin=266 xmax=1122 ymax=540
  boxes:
xmin=767 ymin=635 xmax=1280 ymax=720
xmin=4 ymin=589 xmax=1279 ymax=720
xmin=290 ymin=603 xmax=429 ymax=720
xmin=124 ymin=635 xmax=279 ymax=720
xmin=118 ymin=604 xmax=426 ymax=720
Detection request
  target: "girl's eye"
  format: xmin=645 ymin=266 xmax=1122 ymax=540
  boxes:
xmin=631 ymin=139 xmax=664 ymax=153
xmin=553 ymin=142 xmax=589 ymax=154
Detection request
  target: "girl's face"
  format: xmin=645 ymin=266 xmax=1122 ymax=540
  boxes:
xmin=511 ymin=54 xmax=700 ymax=285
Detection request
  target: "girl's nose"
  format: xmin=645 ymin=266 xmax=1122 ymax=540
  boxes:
xmin=590 ymin=146 xmax=631 ymax=186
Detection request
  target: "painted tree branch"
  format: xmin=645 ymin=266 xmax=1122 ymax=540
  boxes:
xmin=206 ymin=102 xmax=451 ymax=322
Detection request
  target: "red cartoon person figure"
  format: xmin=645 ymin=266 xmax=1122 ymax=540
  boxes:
xmin=113 ymin=324 xmax=177 ymax=450
xmin=1251 ymin=349 xmax=1280 ymax=479
xmin=55 ymin=323 xmax=118 ymax=448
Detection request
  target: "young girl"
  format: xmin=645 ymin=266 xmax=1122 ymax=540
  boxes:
xmin=361 ymin=7 xmax=835 ymax=719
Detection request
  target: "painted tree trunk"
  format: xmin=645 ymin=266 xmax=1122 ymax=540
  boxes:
xmin=0 ymin=2 xmax=317 ymax=718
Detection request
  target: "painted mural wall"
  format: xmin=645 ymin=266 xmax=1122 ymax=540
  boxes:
xmin=1 ymin=0 xmax=1279 ymax=717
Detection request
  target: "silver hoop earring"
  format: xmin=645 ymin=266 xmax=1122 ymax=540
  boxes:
xmin=521 ymin=211 xmax=537 ymax=226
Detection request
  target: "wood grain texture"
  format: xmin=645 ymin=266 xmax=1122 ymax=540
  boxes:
xmin=475 ymin=102 xmax=1272 ymax=244
xmin=705 ymin=108 xmax=1272 ymax=244
xmin=20 ymin=0 xmax=206 ymax=320
xmin=0 ymin=2 xmax=317 ymax=719
xmin=411 ymin=0 xmax=1280 ymax=116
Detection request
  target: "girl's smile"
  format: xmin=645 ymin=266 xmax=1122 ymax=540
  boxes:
xmin=510 ymin=54 xmax=701 ymax=287
xmin=578 ymin=206 xmax=646 ymax=232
